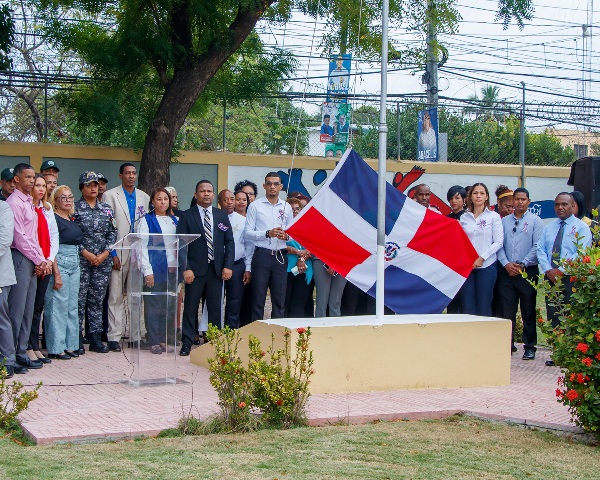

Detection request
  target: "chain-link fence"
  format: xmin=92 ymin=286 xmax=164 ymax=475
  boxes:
xmin=1 ymin=74 xmax=599 ymax=167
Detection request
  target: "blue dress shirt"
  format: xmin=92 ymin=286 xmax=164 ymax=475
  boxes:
xmin=498 ymin=211 xmax=544 ymax=267
xmin=536 ymin=214 xmax=592 ymax=273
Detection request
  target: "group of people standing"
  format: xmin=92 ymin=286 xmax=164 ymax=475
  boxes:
xmin=430 ymin=182 xmax=592 ymax=363
xmin=1 ymin=159 xmax=593 ymax=376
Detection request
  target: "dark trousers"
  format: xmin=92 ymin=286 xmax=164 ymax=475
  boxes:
xmin=460 ymin=263 xmax=498 ymax=316
xmin=285 ymin=272 xmax=314 ymax=318
xmin=498 ymin=266 xmax=538 ymax=350
xmin=225 ymin=260 xmax=246 ymax=329
xmin=251 ymin=248 xmax=288 ymax=321
xmin=491 ymin=261 xmax=504 ymax=317
xmin=545 ymin=275 xmax=573 ymax=329
xmin=143 ymin=273 xmax=177 ymax=345
xmin=239 ymin=283 xmax=253 ymax=327
xmin=8 ymin=250 xmax=37 ymax=362
xmin=182 ymin=266 xmax=223 ymax=346
xmin=29 ymin=274 xmax=51 ymax=351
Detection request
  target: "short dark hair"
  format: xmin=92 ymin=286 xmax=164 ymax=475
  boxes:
xmin=556 ymin=192 xmax=573 ymax=199
xmin=323 ymin=114 xmax=330 ymax=120
xmin=513 ymin=187 xmax=529 ymax=198
xmin=13 ymin=163 xmax=34 ymax=176
xmin=195 ymin=179 xmax=214 ymax=192
xmin=265 ymin=172 xmax=281 ymax=182
xmin=571 ymin=191 xmax=586 ymax=218
xmin=119 ymin=162 xmax=136 ymax=174
xmin=446 ymin=185 xmax=467 ymax=202
xmin=234 ymin=180 xmax=258 ymax=196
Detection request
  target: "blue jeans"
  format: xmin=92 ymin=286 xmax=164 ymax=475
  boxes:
xmin=460 ymin=264 xmax=498 ymax=317
xmin=45 ymin=245 xmax=80 ymax=354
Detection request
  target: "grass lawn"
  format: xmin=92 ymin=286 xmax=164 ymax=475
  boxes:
xmin=1 ymin=416 xmax=599 ymax=479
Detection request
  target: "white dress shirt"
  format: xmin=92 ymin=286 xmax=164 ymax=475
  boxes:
xmin=39 ymin=202 xmax=59 ymax=262
xmin=136 ymin=215 xmax=178 ymax=276
xmin=244 ymin=196 xmax=293 ymax=250
xmin=228 ymin=211 xmax=253 ymax=270
xmin=460 ymin=207 xmax=504 ymax=269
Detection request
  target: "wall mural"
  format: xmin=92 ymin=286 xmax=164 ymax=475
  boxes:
xmin=229 ymin=164 xmax=564 ymax=220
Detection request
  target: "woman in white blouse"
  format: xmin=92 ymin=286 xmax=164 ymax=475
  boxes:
xmin=136 ymin=188 xmax=179 ymax=354
xmin=459 ymin=183 xmax=504 ymax=316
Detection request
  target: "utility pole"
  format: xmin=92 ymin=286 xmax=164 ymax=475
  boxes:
xmin=425 ymin=0 xmax=439 ymax=108
xmin=519 ymin=82 xmax=526 ymax=187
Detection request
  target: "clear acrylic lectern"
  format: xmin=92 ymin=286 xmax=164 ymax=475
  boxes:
xmin=110 ymin=233 xmax=200 ymax=386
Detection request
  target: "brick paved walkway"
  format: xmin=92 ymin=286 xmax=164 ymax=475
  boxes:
xmin=16 ymin=344 xmax=578 ymax=444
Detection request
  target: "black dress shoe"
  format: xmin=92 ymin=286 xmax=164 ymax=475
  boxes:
xmin=3 ymin=365 xmax=14 ymax=378
xmin=193 ymin=335 xmax=201 ymax=345
xmin=522 ymin=349 xmax=535 ymax=360
xmin=545 ymin=360 xmax=555 ymax=367
xmin=48 ymin=353 xmax=71 ymax=360
xmin=65 ymin=350 xmax=79 ymax=358
xmin=16 ymin=358 xmax=43 ymax=369
xmin=179 ymin=342 xmax=192 ymax=356
xmin=36 ymin=356 xmax=52 ymax=364
xmin=108 ymin=341 xmax=121 ymax=352
xmin=12 ymin=364 xmax=28 ymax=374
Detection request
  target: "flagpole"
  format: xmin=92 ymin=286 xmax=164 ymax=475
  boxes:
xmin=376 ymin=0 xmax=389 ymax=319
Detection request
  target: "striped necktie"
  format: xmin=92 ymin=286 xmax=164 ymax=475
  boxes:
xmin=551 ymin=220 xmax=565 ymax=268
xmin=204 ymin=208 xmax=214 ymax=261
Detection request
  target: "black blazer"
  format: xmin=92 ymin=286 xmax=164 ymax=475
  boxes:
xmin=176 ymin=206 xmax=234 ymax=276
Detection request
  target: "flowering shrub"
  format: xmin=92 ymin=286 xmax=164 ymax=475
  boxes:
xmin=535 ymin=234 xmax=600 ymax=436
xmin=247 ymin=327 xmax=314 ymax=428
xmin=205 ymin=326 xmax=254 ymax=432
xmin=205 ymin=325 xmax=314 ymax=432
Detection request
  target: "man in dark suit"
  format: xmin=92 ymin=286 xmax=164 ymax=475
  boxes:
xmin=177 ymin=180 xmax=234 ymax=356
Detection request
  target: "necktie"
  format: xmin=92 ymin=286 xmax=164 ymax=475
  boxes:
xmin=551 ymin=220 xmax=565 ymax=268
xmin=204 ymin=209 xmax=214 ymax=261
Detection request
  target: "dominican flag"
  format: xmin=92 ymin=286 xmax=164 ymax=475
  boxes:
xmin=286 ymin=149 xmax=478 ymax=314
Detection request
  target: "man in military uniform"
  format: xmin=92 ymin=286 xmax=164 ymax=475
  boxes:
xmin=0 ymin=168 xmax=15 ymax=200
xmin=74 ymin=172 xmax=118 ymax=353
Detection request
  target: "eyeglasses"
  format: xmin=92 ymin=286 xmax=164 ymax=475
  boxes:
xmin=57 ymin=195 xmax=74 ymax=201
xmin=265 ymin=182 xmax=281 ymax=187
xmin=512 ymin=220 xmax=519 ymax=233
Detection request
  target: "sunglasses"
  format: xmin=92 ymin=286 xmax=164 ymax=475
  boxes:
xmin=512 ymin=220 xmax=519 ymax=233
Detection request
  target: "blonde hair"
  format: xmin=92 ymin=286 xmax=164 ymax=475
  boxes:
xmin=33 ymin=173 xmax=51 ymax=211
xmin=51 ymin=185 xmax=75 ymax=216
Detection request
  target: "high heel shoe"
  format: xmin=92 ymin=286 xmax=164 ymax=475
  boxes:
xmin=34 ymin=350 xmax=52 ymax=364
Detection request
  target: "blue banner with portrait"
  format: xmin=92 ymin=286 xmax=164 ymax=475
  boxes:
xmin=327 ymin=54 xmax=351 ymax=101
xmin=417 ymin=108 xmax=439 ymax=162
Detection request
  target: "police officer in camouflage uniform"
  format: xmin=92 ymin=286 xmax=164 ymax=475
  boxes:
xmin=74 ymin=172 xmax=117 ymax=353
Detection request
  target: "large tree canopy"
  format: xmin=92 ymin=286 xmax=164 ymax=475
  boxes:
xmin=38 ymin=0 xmax=534 ymax=192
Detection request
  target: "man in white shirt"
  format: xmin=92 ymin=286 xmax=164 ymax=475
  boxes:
xmin=244 ymin=172 xmax=293 ymax=321
xmin=218 ymin=189 xmax=253 ymax=328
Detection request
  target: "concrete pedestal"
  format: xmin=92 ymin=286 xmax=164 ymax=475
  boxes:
xmin=189 ymin=314 xmax=512 ymax=394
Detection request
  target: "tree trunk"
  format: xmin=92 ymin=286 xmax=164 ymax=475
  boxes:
xmin=138 ymin=3 xmax=274 ymax=194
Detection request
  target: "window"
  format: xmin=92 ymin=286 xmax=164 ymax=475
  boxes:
xmin=574 ymin=144 xmax=589 ymax=158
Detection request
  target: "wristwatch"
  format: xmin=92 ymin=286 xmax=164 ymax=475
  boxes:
xmin=265 ymin=230 xmax=270 ymax=238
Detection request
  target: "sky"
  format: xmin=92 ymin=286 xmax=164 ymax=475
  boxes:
xmin=257 ymin=0 xmax=599 ymax=128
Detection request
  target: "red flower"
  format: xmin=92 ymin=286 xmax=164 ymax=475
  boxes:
xmin=297 ymin=327 xmax=306 ymax=334
xmin=556 ymin=389 xmax=564 ymax=398
xmin=596 ymin=353 xmax=600 ymax=361
xmin=220 ymin=358 xmax=228 ymax=365
xmin=566 ymin=389 xmax=579 ymax=401
xmin=576 ymin=343 xmax=590 ymax=354
xmin=596 ymin=258 xmax=600 ymax=266
xmin=238 ymin=401 xmax=246 ymax=408
xmin=595 ymin=330 xmax=600 ymax=342
xmin=582 ymin=357 xmax=593 ymax=367
xmin=537 ymin=317 xmax=545 ymax=324
xmin=260 ymin=351 xmax=266 ymax=357
xmin=583 ymin=256 xmax=591 ymax=263
xmin=570 ymin=276 xmax=578 ymax=283
xmin=576 ymin=373 xmax=585 ymax=384
xmin=569 ymin=373 xmax=576 ymax=382
xmin=557 ymin=376 xmax=564 ymax=386
xmin=276 ymin=399 xmax=283 ymax=406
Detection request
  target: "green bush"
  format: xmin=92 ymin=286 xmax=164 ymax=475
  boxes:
xmin=534 ymin=228 xmax=600 ymax=436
